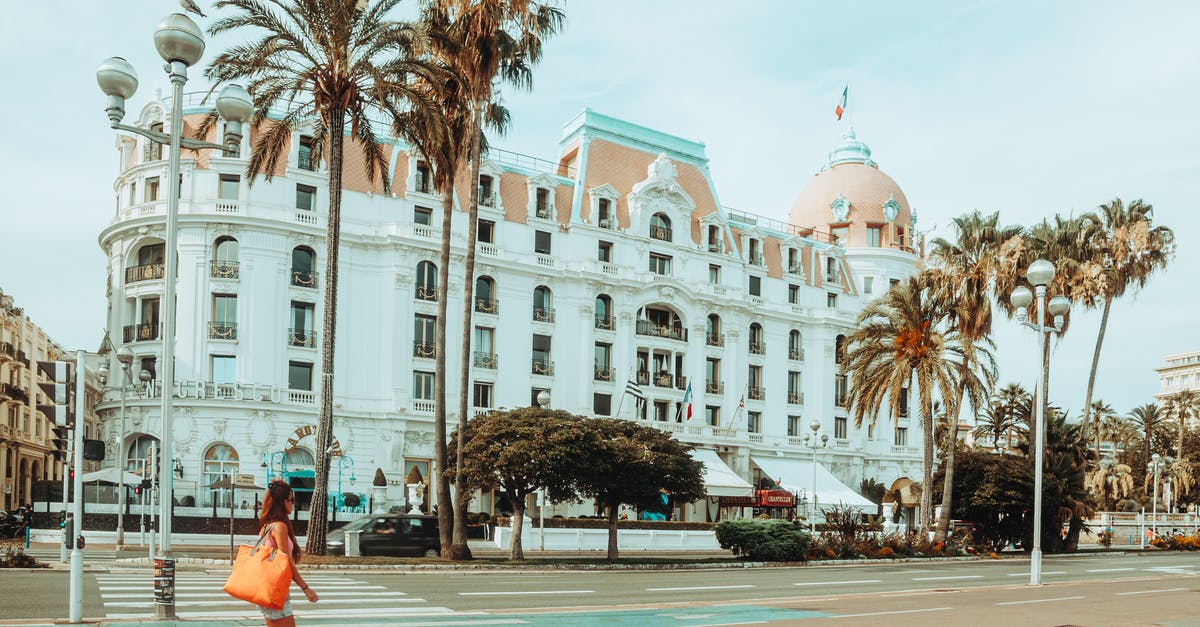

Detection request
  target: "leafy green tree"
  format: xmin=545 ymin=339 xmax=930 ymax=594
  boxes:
xmin=1088 ymin=400 xmax=1116 ymax=461
xmin=932 ymin=445 xmax=1030 ymax=551
xmin=573 ymin=419 xmax=704 ymax=562
xmin=447 ymin=408 xmax=593 ymax=560
xmin=202 ymin=0 xmax=437 ymax=554
xmin=1017 ymin=409 xmax=1095 ymax=551
xmin=1164 ymin=390 xmax=1200 ymax=461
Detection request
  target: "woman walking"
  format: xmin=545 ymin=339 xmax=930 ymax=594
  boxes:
xmin=258 ymin=480 xmax=318 ymax=626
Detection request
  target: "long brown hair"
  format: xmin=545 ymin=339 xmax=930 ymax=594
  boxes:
xmin=261 ymin=479 xmax=301 ymax=562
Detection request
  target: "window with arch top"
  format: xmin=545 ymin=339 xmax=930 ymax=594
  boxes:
xmin=212 ymin=236 xmax=239 ymax=279
xmin=475 ymin=276 xmax=498 ymax=314
xmin=291 ymin=246 xmax=317 ymax=288
xmin=416 ymin=260 xmax=437 ymax=301
xmin=749 ymin=323 xmax=765 ymax=355
xmin=594 ymin=294 xmax=613 ymax=330
xmin=650 ymin=212 xmax=672 ymax=242
xmin=533 ymin=285 xmax=554 ymax=322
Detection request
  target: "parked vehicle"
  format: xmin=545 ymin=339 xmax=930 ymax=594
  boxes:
xmin=0 ymin=511 xmax=25 ymax=538
xmin=326 ymin=514 xmax=440 ymax=557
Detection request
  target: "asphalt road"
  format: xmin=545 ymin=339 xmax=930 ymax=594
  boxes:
xmin=3 ymin=552 xmax=1200 ymax=625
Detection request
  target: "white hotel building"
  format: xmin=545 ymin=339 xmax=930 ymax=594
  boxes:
xmin=95 ymin=96 xmax=922 ymax=520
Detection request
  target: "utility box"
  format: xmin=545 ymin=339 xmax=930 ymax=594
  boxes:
xmin=345 ymin=530 xmax=361 ymax=557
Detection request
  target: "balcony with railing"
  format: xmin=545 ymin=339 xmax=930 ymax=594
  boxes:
xmin=473 ymin=351 xmax=498 ymax=369
xmin=475 ymin=297 xmax=499 ymax=315
xmin=636 ymin=320 xmax=687 ymax=342
xmin=707 ymin=242 xmax=723 ymax=253
xmin=210 ymin=260 xmax=239 ymax=279
xmin=748 ymin=386 xmax=765 ymax=401
xmin=478 ymin=189 xmax=497 ymax=207
xmin=674 ymin=375 xmax=688 ymax=391
xmin=288 ymin=329 xmax=317 ymax=348
xmin=291 ymin=268 xmax=318 ymax=289
xmin=749 ymin=341 xmax=766 ymax=355
xmin=706 ymin=333 xmax=724 ymax=347
xmin=0 ymin=342 xmax=13 ymax=361
xmin=534 ymin=205 xmax=553 ymax=220
xmin=649 ymin=225 xmax=672 ymax=241
xmin=636 ymin=370 xmax=650 ymax=386
xmin=413 ymin=341 xmax=436 ymax=358
xmin=706 ymin=381 xmax=723 ymax=394
xmin=594 ymin=366 xmax=613 ymax=382
xmin=653 ymin=372 xmax=675 ymax=388
xmin=15 ymin=350 xmax=28 ymax=368
xmin=788 ymin=392 xmax=805 ymax=405
xmin=787 ymin=263 xmax=803 ymax=276
xmin=789 ymin=347 xmax=805 ymax=361
xmin=749 ymin=252 xmax=764 ymax=266
xmin=126 ymin=263 xmax=165 ymax=283
xmin=123 ymin=322 xmax=159 ymax=343
xmin=0 ymin=383 xmax=28 ymax=404
xmin=414 ymin=174 xmax=431 ymax=194
xmin=415 ymin=285 xmax=438 ymax=302
xmin=532 ymin=359 xmax=554 ymax=376
xmin=209 ymin=322 xmax=237 ymax=340
xmin=594 ymin=314 xmax=615 ymax=331
xmin=533 ymin=306 xmax=555 ymax=323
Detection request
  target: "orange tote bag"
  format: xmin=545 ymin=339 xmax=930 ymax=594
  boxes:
xmin=224 ymin=524 xmax=293 ymax=609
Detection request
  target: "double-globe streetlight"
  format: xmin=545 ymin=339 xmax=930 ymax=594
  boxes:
xmin=1009 ymin=259 xmax=1071 ymax=586
xmin=802 ymin=420 xmax=829 ymax=534
xmin=1146 ymin=453 xmax=1172 ymax=545
xmin=97 ymin=12 xmax=252 ymax=619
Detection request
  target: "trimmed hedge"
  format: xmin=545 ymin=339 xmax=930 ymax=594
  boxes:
xmin=713 ymin=519 xmax=810 ymax=561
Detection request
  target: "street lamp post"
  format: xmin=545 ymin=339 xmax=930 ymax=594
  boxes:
xmin=536 ymin=390 xmax=550 ymax=551
xmin=335 ymin=455 xmax=356 ymax=522
xmin=802 ymin=420 xmax=829 ymax=534
xmin=1009 ymin=258 xmax=1071 ymax=586
xmin=1147 ymin=453 xmax=1171 ymax=545
xmin=97 ymin=11 xmax=253 ymax=619
xmin=97 ymin=347 xmax=135 ymax=548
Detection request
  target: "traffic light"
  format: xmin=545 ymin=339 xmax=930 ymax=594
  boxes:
xmin=36 ymin=360 xmax=73 ymax=427
xmin=52 ymin=425 xmax=70 ymax=462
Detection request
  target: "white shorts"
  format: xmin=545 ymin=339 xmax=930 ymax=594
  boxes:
xmin=259 ymin=597 xmax=293 ymax=619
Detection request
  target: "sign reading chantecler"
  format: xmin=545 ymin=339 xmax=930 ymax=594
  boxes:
xmin=285 ymin=424 xmax=343 ymax=456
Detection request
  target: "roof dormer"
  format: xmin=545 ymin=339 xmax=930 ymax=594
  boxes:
xmin=627 ymin=153 xmax=696 ymax=246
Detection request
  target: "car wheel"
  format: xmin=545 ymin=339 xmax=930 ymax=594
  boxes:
xmin=423 ymin=547 xmax=439 ymax=558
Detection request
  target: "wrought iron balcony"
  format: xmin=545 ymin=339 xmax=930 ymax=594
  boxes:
xmin=706 ymin=333 xmax=724 ymax=347
xmin=706 ymin=381 xmax=723 ymax=394
xmin=653 ymin=373 xmax=674 ymax=388
xmin=473 ymin=351 xmax=498 ymax=369
xmin=594 ymin=366 xmax=613 ymax=382
xmin=414 ymin=174 xmax=431 ymax=194
xmin=787 ymin=263 xmax=803 ymax=275
xmin=475 ymin=297 xmax=499 ymax=315
xmin=749 ymin=252 xmax=764 ymax=266
xmin=210 ymin=260 xmax=239 ymax=279
xmin=532 ymin=359 xmax=554 ymax=376
xmin=789 ymin=347 xmax=805 ymax=361
xmin=533 ymin=306 xmax=555 ymax=323
xmin=674 ymin=375 xmax=688 ymax=391
xmin=535 ymin=206 xmax=553 ymax=219
xmin=635 ymin=320 xmax=687 ymax=342
xmin=478 ymin=189 xmax=497 ymax=207
xmin=209 ymin=322 xmax=237 ymax=340
xmin=707 ymin=242 xmax=723 ymax=253
xmin=788 ymin=392 xmax=804 ymax=405
xmin=412 ymin=341 xmax=436 ymax=358
xmin=636 ymin=370 xmax=650 ymax=386
xmin=291 ymin=268 xmax=318 ymax=288
xmin=649 ymin=225 xmax=672 ymax=241
xmin=15 ymin=350 xmax=28 ymax=368
xmin=594 ymin=314 xmax=614 ymax=331
xmin=289 ymin=328 xmax=317 ymax=348
xmin=125 ymin=263 xmax=165 ymax=283
xmin=415 ymin=285 xmax=438 ymax=302
xmin=750 ymin=341 xmax=766 ymax=355
xmin=748 ymin=386 xmax=765 ymax=401
xmin=123 ymin=322 xmax=159 ymax=342
xmin=0 ymin=342 xmax=13 ymax=360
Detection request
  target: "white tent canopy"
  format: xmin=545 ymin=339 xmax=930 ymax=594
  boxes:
xmin=750 ymin=455 xmax=876 ymax=513
xmin=81 ymin=468 xmax=143 ymax=486
xmin=690 ymin=448 xmax=754 ymax=497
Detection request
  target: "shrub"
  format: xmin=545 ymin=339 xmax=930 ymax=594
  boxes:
xmin=0 ymin=545 xmax=44 ymax=569
xmin=876 ymin=546 xmax=895 ymax=559
xmin=713 ymin=519 xmax=810 ymax=561
xmin=1097 ymin=529 xmax=1113 ymax=548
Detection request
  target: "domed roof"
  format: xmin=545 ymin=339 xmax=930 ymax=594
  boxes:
xmin=788 ymin=128 xmax=912 ymax=229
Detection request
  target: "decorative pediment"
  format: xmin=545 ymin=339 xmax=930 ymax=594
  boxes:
xmin=882 ymin=195 xmax=900 ymax=223
xmin=831 ymin=194 xmax=851 ymax=222
xmin=526 ymin=173 xmax=559 ymax=221
xmin=698 ymin=210 xmax=728 ymax=227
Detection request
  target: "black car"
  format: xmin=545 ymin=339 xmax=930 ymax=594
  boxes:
xmin=326 ymin=514 xmax=440 ymax=557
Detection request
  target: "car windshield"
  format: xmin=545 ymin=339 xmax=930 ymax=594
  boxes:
xmin=340 ymin=516 xmax=377 ymax=532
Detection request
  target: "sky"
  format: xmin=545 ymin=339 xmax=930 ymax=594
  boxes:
xmin=1 ymin=1 xmax=1197 ymax=418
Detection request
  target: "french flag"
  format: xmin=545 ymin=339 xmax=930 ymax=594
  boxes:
xmin=683 ymin=382 xmax=693 ymax=421
xmin=835 ymin=86 xmax=848 ymax=120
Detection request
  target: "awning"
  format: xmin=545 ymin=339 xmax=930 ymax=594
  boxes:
xmin=750 ymin=455 xmax=876 ymax=513
xmin=690 ymin=448 xmax=754 ymax=497
xmin=81 ymin=468 xmax=143 ymax=486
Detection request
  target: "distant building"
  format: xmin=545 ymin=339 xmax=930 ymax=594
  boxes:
xmin=1157 ymin=350 xmax=1200 ymax=422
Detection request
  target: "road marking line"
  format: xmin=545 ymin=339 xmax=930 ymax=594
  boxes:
xmin=103 ymin=598 xmax=427 ymax=608
xmin=459 ymin=590 xmax=594 ymax=596
xmin=912 ymin=575 xmax=983 ymax=581
xmin=831 ymin=607 xmax=951 ymax=619
xmin=995 ymin=596 xmax=1085 ymax=606
xmin=793 ymin=579 xmax=882 ymax=587
xmin=1006 ymin=571 xmax=1066 ymax=576
xmin=1086 ymin=568 xmax=1136 ymax=573
xmin=645 ymin=585 xmax=756 ymax=591
xmin=1116 ymin=587 xmax=1189 ymax=596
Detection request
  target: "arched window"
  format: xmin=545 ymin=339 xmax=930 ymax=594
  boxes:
xmin=835 ymin=334 xmax=847 ymax=365
xmin=416 ymin=261 xmax=437 ymax=301
xmin=749 ymin=323 xmax=765 ymax=355
xmin=203 ymin=444 xmax=239 ymax=508
xmin=707 ymin=314 xmax=723 ymax=346
xmin=475 ymin=276 xmax=498 ymax=314
xmin=128 ymin=242 xmax=166 ymax=283
xmin=127 ymin=435 xmax=159 ymax=473
xmin=789 ymin=330 xmax=803 ymax=360
xmin=291 ymin=246 xmax=317 ymax=288
xmin=594 ymin=294 xmax=613 ymax=330
xmin=650 ymin=213 xmax=672 ymax=242
xmin=533 ymin=285 xmax=554 ymax=322
xmin=283 ymin=448 xmax=314 ymax=469
xmin=212 ymin=236 xmax=239 ymax=279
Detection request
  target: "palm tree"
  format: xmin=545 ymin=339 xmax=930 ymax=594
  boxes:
xmin=1128 ymin=403 xmax=1164 ymax=469
xmin=1088 ymin=400 xmax=1116 ymax=461
xmin=426 ymin=0 xmax=564 ymax=560
xmin=972 ymin=399 xmax=1010 ymax=452
xmin=1078 ymin=199 xmax=1175 ymax=447
xmin=844 ymin=272 xmax=964 ymax=534
xmin=203 ymin=0 xmax=438 ymax=554
xmin=996 ymin=383 xmax=1031 ymax=450
xmin=1099 ymin=412 xmax=1138 ymax=460
xmin=1088 ymin=459 xmax=1134 ymax=511
xmin=1164 ymin=390 xmax=1200 ymax=461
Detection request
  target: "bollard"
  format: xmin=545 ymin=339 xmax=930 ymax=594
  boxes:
xmin=346 ymin=529 xmax=362 ymax=557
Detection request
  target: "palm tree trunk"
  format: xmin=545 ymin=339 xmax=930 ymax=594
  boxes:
xmin=1080 ymin=297 xmax=1111 ymax=455
xmin=1178 ymin=412 xmax=1185 ymax=462
xmin=451 ymin=106 xmax=484 ymax=561
xmin=935 ymin=380 xmax=967 ymax=543
xmin=919 ymin=378 xmax=934 ymax=536
xmin=306 ymin=105 xmax=346 ymax=556
xmin=434 ymin=187 xmax=454 ymax=555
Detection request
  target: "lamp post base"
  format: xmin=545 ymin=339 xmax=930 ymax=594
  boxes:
xmin=1029 ymin=548 xmax=1043 ymax=586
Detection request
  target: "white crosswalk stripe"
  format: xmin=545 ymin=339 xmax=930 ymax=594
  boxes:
xmin=95 ymin=573 xmax=475 ymax=620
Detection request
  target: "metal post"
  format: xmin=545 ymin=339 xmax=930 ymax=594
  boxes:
xmin=1030 ymin=286 xmax=1047 ymax=586
xmin=539 ymin=490 xmax=546 ymax=552
xmin=811 ymin=441 xmax=818 ymax=535
xmin=1153 ymin=465 xmax=1159 ymax=541
xmin=116 ymin=369 xmax=128 ymax=546
xmin=60 ymin=435 xmax=70 ymax=563
xmin=69 ymin=350 xmax=86 ymax=623
xmin=149 ymin=442 xmax=156 ymax=563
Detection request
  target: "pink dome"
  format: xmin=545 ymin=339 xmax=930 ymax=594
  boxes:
xmin=788 ymin=129 xmax=911 ymax=231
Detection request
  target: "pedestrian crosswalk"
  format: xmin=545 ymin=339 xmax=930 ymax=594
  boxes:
xmin=95 ymin=573 xmax=475 ymax=620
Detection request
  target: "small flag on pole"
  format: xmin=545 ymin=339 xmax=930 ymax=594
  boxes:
xmin=682 ymin=382 xmax=693 ymax=421
xmin=625 ymin=379 xmax=645 ymax=400
xmin=835 ymin=86 xmax=848 ymax=120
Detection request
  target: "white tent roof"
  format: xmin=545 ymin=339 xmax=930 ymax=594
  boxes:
xmin=81 ymin=468 xmax=143 ymax=486
xmin=690 ymin=448 xmax=754 ymax=497
xmin=750 ymin=455 xmax=876 ymax=513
